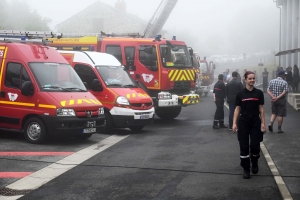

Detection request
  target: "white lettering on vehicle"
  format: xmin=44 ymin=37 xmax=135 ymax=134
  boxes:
xmin=0 ymin=50 xmax=4 ymax=57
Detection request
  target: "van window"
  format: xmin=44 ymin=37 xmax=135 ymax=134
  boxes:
xmin=139 ymin=45 xmax=157 ymax=71
xmin=125 ymin=46 xmax=135 ymax=66
xmin=5 ymin=63 xmax=29 ymax=89
xmin=106 ymin=45 xmax=122 ymax=63
xmin=74 ymin=64 xmax=98 ymax=89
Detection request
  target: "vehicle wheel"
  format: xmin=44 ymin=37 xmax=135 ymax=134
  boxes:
xmin=204 ymin=92 xmax=208 ymax=96
xmin=129 ymin=125 xmax=144 ymax=132
xmin=101 ymin=111 xmax=113 ymax=133
xmin=155 ymin=107 xmax=182 ymax=120
xmin=24 ymin=117 xmax=48 ymax=144
xmin=77 ymin=134 xmax=93 ymax=140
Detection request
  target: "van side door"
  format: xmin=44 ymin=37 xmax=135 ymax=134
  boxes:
xmin=0 ymin=62 xmax=35 ymax=130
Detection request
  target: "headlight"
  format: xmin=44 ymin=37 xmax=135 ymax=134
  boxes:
xmin=98 ymin=107 xmax=104 ymax=115
xmin=158 ymin=92 xmax=172 ymax=99
xmin=56 ymin=109 xmax=76 ymax=116
xmin=116 ymin=96 xmax=130 ymax=105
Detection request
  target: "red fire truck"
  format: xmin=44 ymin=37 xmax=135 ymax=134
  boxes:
xmin=48 ymin=34 xmax=200 ymax=120
xmin=198 ymin=59 xmax=215 ymax=96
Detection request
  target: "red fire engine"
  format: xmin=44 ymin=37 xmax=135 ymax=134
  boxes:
xmin=198 ymin=59 xmax=216 ymax=96
xmin=47 ymin=34 xmax=200 ymax=120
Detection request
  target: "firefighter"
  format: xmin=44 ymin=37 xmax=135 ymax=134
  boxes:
xmin=232 ymin=71 xmax=266 ymax=179
xmin=213 ymin=74 xmax=228 ymax=129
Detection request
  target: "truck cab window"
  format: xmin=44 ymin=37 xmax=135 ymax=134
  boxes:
xmin=139 ymin=45 xmax=157 ymax=71
xmin=106 ymin=45 xmax=122 ymax=63
xmin=5 ymin=63 xmax=27 ymax=89
xmin=125 ymin=46 xmax=135 ymax=67
xmin=74 ymin=64 xmax=98 ymax=89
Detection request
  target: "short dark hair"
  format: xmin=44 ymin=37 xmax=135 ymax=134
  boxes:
xmin=218 ymin=74 xmax=224 ymax=80
xmin=232 ymin=71 xmax=238 ymax=77
xmin=244 ymin=71 xmax=255 ymax=79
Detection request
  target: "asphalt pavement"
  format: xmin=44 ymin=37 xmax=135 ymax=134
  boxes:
xmin=0 ymin=84 xmax=300 ymax=200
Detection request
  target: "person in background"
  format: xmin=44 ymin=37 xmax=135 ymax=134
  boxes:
xmin=292 ymin=65 xmax=300 ymax=93
xmin=213 ymin=74 xmax=228 ymax=129
xmin=223 ymin=69 xmax=230 ymax=84
xmin=267 ymin=70 xmax=289 ymax=133
xmin=236 ymin=69 xmax=242 ymax=83
xmin=285 ymin=66 xmax=293 ymax=92
xmin=226 ymin=71 xmax=244 ymax=130
xmin=233 ymin=71 xmax=266 ymax=179
xmin=262 ymin=68 xmax=269 ymax=93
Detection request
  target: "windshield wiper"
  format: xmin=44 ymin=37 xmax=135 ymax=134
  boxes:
xmin=63 ymin=87 xmax=87 ymax=92
xmin=107 ymin=84 xmax=124 ymax=87
xmin=123 ymin=84 xmax=137 ymax=88
xmin=42 ymin=86 xmax=69 ymax=91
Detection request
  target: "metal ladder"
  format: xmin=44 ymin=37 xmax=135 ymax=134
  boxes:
xmin=143 ymin=0 xmax=178 ymax=38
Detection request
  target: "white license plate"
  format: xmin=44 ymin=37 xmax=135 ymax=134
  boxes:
xmin=83 ymin=128 xmax=96 ymax=133
xmin=140 ymin=115 xmax=150 ymax=119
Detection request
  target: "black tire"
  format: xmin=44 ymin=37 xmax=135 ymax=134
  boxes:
xmin=129 ymin=125 xmax=144 ymax=132
xmin=101 ymin=111 xmax=113 ymax=133
xmin=77 ymin=134 xmax=93 ymax=140
xmin=23 ymin=117 xmax=48 ymax=144
xmin=155 ymin=107 xmax=182 ymax=120
xmin=204 ymin=92 xmax=208 ymax=96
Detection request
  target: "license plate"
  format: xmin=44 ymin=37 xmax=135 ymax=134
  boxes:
xmin=83 ymin=128 xmax=96 ymax=133
xmin=140 ymin=115 xmax=150 ymax=119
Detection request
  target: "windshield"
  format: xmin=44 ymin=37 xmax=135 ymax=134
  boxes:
xmin=160 ymin=44 xmax=192 ymax=68
xmin=29 ymin=63 xmax=87 ymax=92
xmin=96 ymin=65 xmax=137 ymax=88
xmin=200 ymin=62 xmax=208 ymax=73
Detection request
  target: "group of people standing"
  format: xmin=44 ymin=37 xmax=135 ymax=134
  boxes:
xmin=283 ymin=65 xmax=300 ymax=93
xmin=212 ymin=68 xmax=288 ymax=179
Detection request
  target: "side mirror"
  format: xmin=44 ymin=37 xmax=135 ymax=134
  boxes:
xmin=189 ymin=48 xmax=194 ymax=56
xmin=83 ymin=82 xmax=89 ymax=90
xmin=21 ymin=81 xmax=34 ymax=96
xmin=91 ymin=79 xmax=103 ymax=92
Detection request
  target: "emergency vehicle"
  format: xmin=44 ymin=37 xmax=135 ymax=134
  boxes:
xmin=198 ymin=59 xmax=216 ymax=96
xmin=0 ymin=31 xmax=105 ymax=143
xmin=58 ymin=50 xmax=155 ymax=132
xmin=47 ymin=33 xmax=200 ymax=120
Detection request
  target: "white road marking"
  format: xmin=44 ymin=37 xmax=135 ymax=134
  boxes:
xmin=224 ymin=105 xmax=293 ymax=200
xmin=0 ymin=135 xmax=129 ymax=200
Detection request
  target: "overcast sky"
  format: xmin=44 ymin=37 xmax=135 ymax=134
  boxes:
xmin=22 ymin=0 xmax=280 ymax=56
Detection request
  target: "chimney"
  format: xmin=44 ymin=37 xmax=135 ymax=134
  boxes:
xmin=115 ymin=0 xmax=126 ymax=12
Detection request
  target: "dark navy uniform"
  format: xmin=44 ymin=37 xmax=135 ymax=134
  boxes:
xmin=235 ymin=87 xmax=264 ymax=171
xmin=213 ymin=80 xmax=226 ymax=127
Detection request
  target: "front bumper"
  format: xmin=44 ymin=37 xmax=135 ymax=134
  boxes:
xmin=40 ymin=115 xmax=106 ymax=136
xmin=157 ymin=94 xmax=179 ymax=107
xmin=110 ymin=107 xmax=155 ymax=128
xmin=179 ymin=93 xmax=200 ymax=105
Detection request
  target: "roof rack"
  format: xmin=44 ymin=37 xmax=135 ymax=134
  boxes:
xmin=0 ymin=37 xmax=53 ymax=45
xmin=0 ymin=30 xmax=62 ymax=39
xmin=59 ymin=31 xmax=143 ymax=38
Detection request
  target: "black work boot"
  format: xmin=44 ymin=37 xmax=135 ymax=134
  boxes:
xmin=243 ymin=170 xmax=251 ymax=179
xmin=213 ymin=120 xmax=219 ymax=129
xmin=251 ymin=162 xmax=259 ymax=174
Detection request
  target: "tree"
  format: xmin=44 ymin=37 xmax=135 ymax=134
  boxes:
xmin=0 ymin=0 xmax=51 ymax=31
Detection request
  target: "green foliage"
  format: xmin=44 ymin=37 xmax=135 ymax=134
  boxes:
xmin=0 ymin=0 xmax=51 ymax=31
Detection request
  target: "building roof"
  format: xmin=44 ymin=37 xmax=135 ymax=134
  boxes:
xmin=55 ymin=0 xmax=147 ymax=34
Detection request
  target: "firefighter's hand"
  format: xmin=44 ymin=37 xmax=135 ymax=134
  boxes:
xmin=232 ymin=124 xmax=238 ymax=133
xmin=261 ymin=123 xmax=266 ymax=133
xmin=214 ymin=97 xmax=216 ymax=102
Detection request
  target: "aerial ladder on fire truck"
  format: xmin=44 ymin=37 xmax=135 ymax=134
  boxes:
xmin=143 ymin=0 xmax=178 ymax=38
